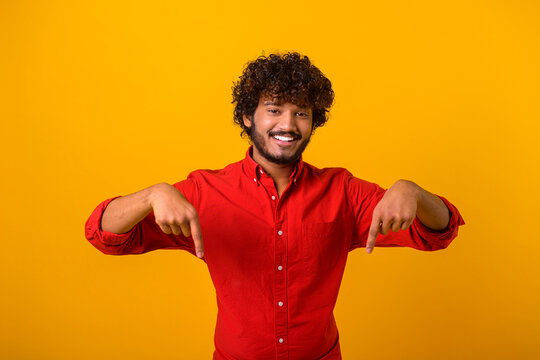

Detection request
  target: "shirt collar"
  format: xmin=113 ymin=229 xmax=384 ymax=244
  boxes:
xmin=242 ymin=146 xmax=304 ymax=185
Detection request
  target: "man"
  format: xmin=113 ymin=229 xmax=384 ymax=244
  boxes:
xmin=85 ymin=52 xmax=465 ymax=360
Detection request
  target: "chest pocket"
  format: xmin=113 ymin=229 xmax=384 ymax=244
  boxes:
xmin=302 ymin=220 xmax=348 ymax=278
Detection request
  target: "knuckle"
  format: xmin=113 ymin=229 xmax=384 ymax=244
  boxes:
xmin=185 ymin=212 xmax=196 ymax=222
xmin=176 ymin=214 xmax=188 ymax=224
xmin=187 ymin=207 xmax=199 ymax=219
xmin=159 ymin=214 xmax=174 ymax=223
xmin=155 ymin=218 xmax=167 ymax=227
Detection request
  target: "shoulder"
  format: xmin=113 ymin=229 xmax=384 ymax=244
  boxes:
xmin=184 ymin=159 xmax=243 ymax=184
xmin=301 ymin=162 xmax=353 ymax=191
xmin=172 ymin=160 xmax=243 ymax=204
xmin=303 ymin=162 xmax=382 ymax=194
xmin=303 ymin=162 xmax=351 ymax=181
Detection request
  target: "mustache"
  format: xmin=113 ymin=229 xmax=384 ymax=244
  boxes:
xmin=269 ymin=131 xmax=301 ymax=140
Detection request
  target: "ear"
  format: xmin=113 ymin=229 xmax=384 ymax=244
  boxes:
xmin=243 ymin=114 xmax=252 ymax=128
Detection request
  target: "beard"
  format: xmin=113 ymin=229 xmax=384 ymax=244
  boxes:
xmin=249 ymin=120 xmax=312 ymax=165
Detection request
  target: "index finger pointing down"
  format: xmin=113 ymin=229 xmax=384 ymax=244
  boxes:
xmin=190 ymin=217 xmax=204 ymax=258
xmin=366 ymin=216 xmax=381 ymax=254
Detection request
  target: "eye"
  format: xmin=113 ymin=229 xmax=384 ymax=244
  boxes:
xmin=268 ymin=108 xmax=279 ymax=114
xmin=297 ymin=112 xmax=309 ymax=117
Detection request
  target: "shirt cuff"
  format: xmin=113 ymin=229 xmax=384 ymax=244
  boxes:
xmin=412 ymin=195 xmax=466 ymax=247
xmin=85 ymin=195 xmax=138 ymax=246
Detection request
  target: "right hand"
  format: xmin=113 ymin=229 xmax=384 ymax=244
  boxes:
xmin=149 ymin=183 xmax=204 ymax=258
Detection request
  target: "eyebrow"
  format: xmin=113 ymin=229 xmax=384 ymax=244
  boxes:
xmin=263 ymin=101 xmax=310 ymax=112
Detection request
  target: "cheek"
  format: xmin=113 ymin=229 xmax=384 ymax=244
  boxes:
xmin=301 ymin=121 xmax=313 ymax=137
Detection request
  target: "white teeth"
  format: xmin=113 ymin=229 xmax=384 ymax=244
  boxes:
xmin=273 ymin=135 xmax=294 ymax=142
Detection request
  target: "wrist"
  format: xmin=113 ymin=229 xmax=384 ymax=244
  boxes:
xmin=397 ymin=179 xmax=422 ymax=201
xmin=147 ymin=182 xmax=168 ymax=208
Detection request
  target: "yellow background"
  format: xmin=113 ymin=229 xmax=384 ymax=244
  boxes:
xmin=1 ymin=0 xmax=539 ymax=359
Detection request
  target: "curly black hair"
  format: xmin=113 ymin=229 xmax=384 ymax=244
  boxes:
xmin=231 ymin=51 xmax=335 ymax=139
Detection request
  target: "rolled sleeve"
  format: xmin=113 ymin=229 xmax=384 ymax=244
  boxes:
xmin=410 ymin=194 xmax=466 ymax=250
xmin=85 ymin=196 xmax=136 ymax=248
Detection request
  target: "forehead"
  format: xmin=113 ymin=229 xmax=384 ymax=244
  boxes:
xmin=258 ymin=95 xmax=311 ymax=110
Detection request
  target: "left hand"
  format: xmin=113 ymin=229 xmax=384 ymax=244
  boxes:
xmin=366 ymin=180 xmax=420 ymax=254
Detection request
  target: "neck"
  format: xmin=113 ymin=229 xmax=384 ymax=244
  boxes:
xmin=251 ymin=147 xmax=296 ymax=182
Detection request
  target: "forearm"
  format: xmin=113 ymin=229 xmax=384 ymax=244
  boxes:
xmin=101 ymin=183 xmax=164 ymax=234
xmin=414 ymin=185 xmax=450 ymax=231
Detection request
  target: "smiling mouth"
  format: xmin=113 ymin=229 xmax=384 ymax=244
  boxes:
xmin=272 ymin=134 xmax=297 ymax=142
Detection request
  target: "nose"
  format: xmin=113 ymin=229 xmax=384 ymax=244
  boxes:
xmin=277 ymin=111 xmax=298 ymax=133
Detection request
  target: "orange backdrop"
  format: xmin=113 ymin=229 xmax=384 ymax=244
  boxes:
xmin=1 ymin=1 xmax=539 ymax=359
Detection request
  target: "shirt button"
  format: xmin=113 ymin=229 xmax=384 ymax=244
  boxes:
xmin=277 ymin=230 xmax=283 ymax=236
xmin=253 ymin=178 xmax=256 ymax=182
xmin=277 ymin=265 xmax=283 ymax=271
xmin=260 ymin=169 xmax=263 ymax=174
xmin=278 ymin=301 xmax=283 ymax=307
xmin=271 ymin=195 xmax=276 ymax=200
xmin=278 ymin=338 xmax=284 ymax=344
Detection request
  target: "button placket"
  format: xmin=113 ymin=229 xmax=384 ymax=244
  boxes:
xmin=273 ymin=204 xmax=288 ymax=357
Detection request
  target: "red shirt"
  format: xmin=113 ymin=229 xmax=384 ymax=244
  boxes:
xmin=85 ymin=146 xmax=465 ymax=360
